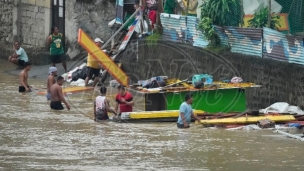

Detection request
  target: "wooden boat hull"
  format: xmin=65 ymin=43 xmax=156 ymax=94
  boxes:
xmin=120 ymin=110 xmax=204 ymax=120
xmin=197 ymin=115 xmax=296 ymax=125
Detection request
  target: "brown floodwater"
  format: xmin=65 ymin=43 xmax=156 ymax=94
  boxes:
xmin=0 ymin=59 xmax=303 ymax=171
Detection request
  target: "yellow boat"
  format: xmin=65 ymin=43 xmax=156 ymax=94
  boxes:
xmin=37 ymin=86 xmax=94 ymax=95
xmin=120 ymin=110 xmax=204 ymax=120
xmin=197 ymin=115 xmax=296 ymax=125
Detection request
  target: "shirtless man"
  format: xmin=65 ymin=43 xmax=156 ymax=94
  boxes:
xmin=46 ymin=67 xmax=57 ymax=100
xmin=49 ymin=76 xmax=70 ymax=110
xmin=19 ymin=62 xmax=32 ymax=93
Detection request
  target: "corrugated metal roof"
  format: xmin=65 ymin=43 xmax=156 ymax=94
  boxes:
xmin=263 ymin=28 xmax=304 ymax=64
xmin=160 ymin=13 xmax=208 ymax=48
xmin=160 ymin=13 xmax=187 ymax=43
xmin=224 ymin=27 xmax=263 ymax=57
xmin=185 ymin=16 xmax=208 ymax=48
xmin=213 ymin=25 xmax=229 ymax=47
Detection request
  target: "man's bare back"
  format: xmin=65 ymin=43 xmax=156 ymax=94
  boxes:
xmin=50 ymin=83 xmax=61 ymax=101
xmin=19 ymin=62 xmax=31 ymax=92
xmin=49 ymin=76 xmax=70 ymax=110
xmin=47 ymin=75 xmax=56 ymax=93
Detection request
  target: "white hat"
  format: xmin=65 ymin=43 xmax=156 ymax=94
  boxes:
xmin=48 ymin=66 xmax=57 ymax=75
xmin=94 ymin=38 xmax=104 ymax=43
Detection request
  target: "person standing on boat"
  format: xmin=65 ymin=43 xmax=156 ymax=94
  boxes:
xmin=177 ymin=93 xmax=201 ymax=128
xmin=46 ymin=67 xmax=57 ymax=100
xmin=94 ymin=86 xmax=117 ymax=121
xmin=47 ymin=26 xmax=67 ymax=73
xmin=115 ymin=85 xmax=134 ymax=114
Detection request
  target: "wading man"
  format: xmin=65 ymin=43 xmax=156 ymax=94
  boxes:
xmin=19 ymin=62 xmax=32 ymax=93
xmin=94 ymin=86 xmax=117 ymax=121
xmin=115 ymin=85 xmax=134 ymax=114
xmin=8 ymin=41 xmax=29 ymax=69
xmin=177 ymin=93 xmax=201 ymax=128
xmin=46 ymin=67 xmax=57 ymax=100
xmin=49 ymin=76 xmax=70 ymax=110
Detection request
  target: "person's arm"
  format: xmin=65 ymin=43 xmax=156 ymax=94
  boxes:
xmin=180 ymin=112 xmax=189 ymax=127
xmin=105 ymin=98 xmax=117 ymax=115
xmin=58 ymin=86 xmax=70 ymax=110
xmin=115 ymin=102 xmax=119 ymax=113
xmin=125 ymin=100 xmax=134 ymax=106
xmin=20 ymin=72 xmax=29 ymax=92
xmin=47 ymin=76 xmax=53 ymax=91
xmin=94 ymin=101 xmax=96 ymax=121
xmin=47 ymin=35 xmax=52 ymax=46
xmin=191 ymin=112 xmax=201 ymax=121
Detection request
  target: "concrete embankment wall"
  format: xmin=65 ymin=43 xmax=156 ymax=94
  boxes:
xmin=118 ymin=40 xmax=304 ymax=110
xmin=0 ymin=0 xmax=116 ymax=64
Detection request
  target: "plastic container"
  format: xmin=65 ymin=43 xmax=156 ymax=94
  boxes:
xmin=192 ymin=74 xmax=213 ymax=85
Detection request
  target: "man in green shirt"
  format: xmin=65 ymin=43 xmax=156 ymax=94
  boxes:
xmin=47 ymin=26 xmax=67 ymax=73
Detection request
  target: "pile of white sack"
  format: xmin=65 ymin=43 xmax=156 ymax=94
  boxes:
xmin=61 ymin=63 xmax=93 ymax=87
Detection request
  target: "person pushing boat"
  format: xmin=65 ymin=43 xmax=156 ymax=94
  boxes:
xmin=177 ymin=93 xmax=201 ymax=128
xmin=94 ymin=86 xmax=117 ymax=121
xmin=115 ymin=85 xmax=134 ymax=115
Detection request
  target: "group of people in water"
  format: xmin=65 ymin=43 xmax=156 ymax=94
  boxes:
xmin=8 ymin=24 xmax=199 ymax=128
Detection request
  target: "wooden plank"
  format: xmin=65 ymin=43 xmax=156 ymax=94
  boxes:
xmin=37 ymin=86 xmax=94 ymax=95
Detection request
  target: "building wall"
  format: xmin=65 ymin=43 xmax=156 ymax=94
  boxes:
xmin=118 ymin=40 xmax=304 ymax=110
xmin=65 ymin=0 xmax=116 ymax=59
xmin=0 ymin=0 xmax=13 ymax=44
xmin=0 ymin=0 xmax=51 ymax=65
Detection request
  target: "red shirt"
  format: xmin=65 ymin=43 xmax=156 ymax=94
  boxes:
xmin=116 ymin=92 xmax=133 ymax=112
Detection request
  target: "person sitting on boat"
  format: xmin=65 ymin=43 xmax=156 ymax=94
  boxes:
xmin=115 ymin=85 xmax=134 ymax=115
xmin=94 ymin=86 xmax=117 ymax=121
xmin=177 ymin=93 xmax=201 ymax=128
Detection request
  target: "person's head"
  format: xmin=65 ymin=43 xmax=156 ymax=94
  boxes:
xmin=185 ymin=93 xmax=193 ymax=104
xmin=57 ymin=76 xmax=64 ymax=86
xmin=23 ymin=62 xmax=31 ymax=71
xmin=51 ymin=26 xmax=59 ymax=34
xmin=94 ymin=38 xmax=104 ymax=47
xmin=48 ymin=66 xmax=57 ymax=76
xmin=100 ymin=86 xmax=107 ymax=95
xmin=117 ymin=85 xmax=126 ymax=96
xmin=134 ymin=0 xmax=140 ymax=9
xmin=14 ymin=41 xmax=20 ymax=50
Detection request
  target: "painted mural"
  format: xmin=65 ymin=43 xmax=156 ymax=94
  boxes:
xmin=263 ymin=28 xmax=304 ymax=64
xmin=160 ymin=13 xmax=208 ymax=48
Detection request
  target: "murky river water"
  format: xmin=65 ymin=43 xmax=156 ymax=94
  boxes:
xmin=0 ymin=59 xmax=303 ymax=171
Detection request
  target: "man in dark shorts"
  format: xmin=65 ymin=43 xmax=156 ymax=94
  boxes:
xmin=8 ymin=41 xmax=29 ymax=69
xmin=84 ymin=38 xmax=104 ymax=87
xmin=47 ymin=26 xmax=67 ymax=73
xmin=49 ymin=76 xmax=70 ymax=110
xmin=19 ymin=62 xmax=32 ymax=92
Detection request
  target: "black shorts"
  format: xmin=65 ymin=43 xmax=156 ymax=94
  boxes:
xmin=87 ymin=67 xmax=100 ymax=79
xmin=177 ymin=123 xmax=190 ymax=129
xmin=50 ymin=101 xmax=64 ymax=110
xmin=19 ymin=86 xmax=31 ymax=92
xmin=50 ymin=54 xmax=65 ymax=64
xmin=18 ymin=59 xmax=26 ymax=67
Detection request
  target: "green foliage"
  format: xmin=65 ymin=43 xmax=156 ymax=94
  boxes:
xmin=146 ymin=32 xmax=162 ymax=46
xmin=248 ymin=7 xmax=281 ymax=30
xmin=200 ymin=0 xmax=243 ymax=27
xmin=198 ymin=17 xmax=220 ymax=47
